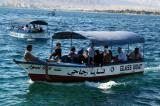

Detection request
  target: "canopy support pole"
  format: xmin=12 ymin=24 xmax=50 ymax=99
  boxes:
xmin=71 ymin=38 xmax=72 ymax=48
xmin=128 ymin=44 xmax=130 ymax=54
xmin=47 ymin=26 xmax=48 ymax=33
xmin=143 ymin=44 xmax=145 ymax=59
xmin=50 ymin=38 xmax=54 ymax=54
xmin=70 ymin=34 xmax=73 ymax=48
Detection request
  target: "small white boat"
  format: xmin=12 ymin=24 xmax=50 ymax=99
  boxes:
xmin=48 ymin=9 xmax=56 ymax=16
xmin=14 ymin=31 xmax=145 ymax=82
xmin=9 ymin=19 xmax=50 ymax=40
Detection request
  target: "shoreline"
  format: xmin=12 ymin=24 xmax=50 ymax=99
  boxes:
xmin=1 ymin=6 xmax=160 ymax=16
xmin=91 ymin=9 xmax=160 ymax=16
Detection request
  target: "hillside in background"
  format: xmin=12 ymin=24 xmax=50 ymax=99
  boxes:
xmin=1 ymin=0 xmax=160 ymax=15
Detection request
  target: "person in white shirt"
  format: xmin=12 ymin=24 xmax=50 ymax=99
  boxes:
xmin=23 ymin=25 xmax=29 ymax=32
xmin=117 ymin=47 xmax=127 ymax=62
xmin=104 ymin=45 xmax=109 ymax=54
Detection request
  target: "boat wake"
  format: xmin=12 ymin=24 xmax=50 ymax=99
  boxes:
xmin=27 ymin=79 xmax=84 ymax=86
xmin=144 ymin=65 xmax=160 ymax=72
xmin=27 ymin=79 xmax=119 ymax=90
xmin=85 ymin=80 xmax=118 ymax=90
xmin=26 ymin=65 xmax=160 ymax=89
xmin=27 ymin=79 xmax=34 ymax=84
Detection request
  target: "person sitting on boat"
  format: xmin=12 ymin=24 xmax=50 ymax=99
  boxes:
xmin=104 ymin=45 xmax=109 ymax=54
xmin=37 ymin=25 xmax=43 ymax=32
xmin=78 ymin=48 xmax=84 ymax=55
xmin=49 ymin=42 xmax=62 ymax=62
xmin=32 ymin=24 xmax=39 ymax=33
xmin=94 ymin=50 xmax=101 ymax=66
xmin=18 ymin=25 xmax=23 ymax=31
xmin=77 ymin=48 xmax=84 ymax=63
xmin=24 ymin=45 xmax=42 ymax=62
xmin=23 ymin=25 xmax=29 ymax=33
xmin=81 ymin=50 xmax=89 ymax=64
xmin=87 ymin=44 xmax=95 ymax=64
xmin=129 ymin=48 xmax=142 ymax=60
xmin=103 ymin=46 xmax=112 ymax=64
xmin=117 ymin=47 xmax=127 ymax=62
xmin=68 ymin=46 xmax=78 ymax=63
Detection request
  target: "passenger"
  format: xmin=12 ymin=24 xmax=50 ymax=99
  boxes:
xmin=28 ymin=25 xmax=32 ymax=33
xmin=103 ymin=50 xmax=112 ymax=64
xmin=117 ymin=47 xmax=127 ymax=62
xmin=129 ymin=48 xmax=142 ymax=60
xmin=49 ymin=43 xmax=62 ymax=62
xmin=24 ymin=45 xmax=42 ymax=62
xmin=20 ymin=26 xmax=24 ymax=31
xmin=109 ymin=50 xmax=113 ymax=60
xmin=37 ymin=25 xmax=43 ymax=32
xmin=104 ymin=45 xmax=109 ymax=54
xmin=18 ymin=25 xmax=23 ymax=30
xmin=39 ymin=27 xmax=43 ymax=32
xmin=87 ymin=44 xmax=95 ymax=64
xmin=23 ymin=25 xmax=29 ymax=32
xmin=82 ymin=50 xmax=89 ymax=64
xmin=32 ymin=24 xmax=38 ymax=33
xmin=78 ymin=48 xmax=84 ymax=55
xmin=68 ymin=46 xmax=78 ymax=63
xmin=94 ymin=50 xmax=101 ymax=66
xmin=103 ymin=45 xmax=112 ymax=64
xmin=78 ymin=48 xmax=84 ymax=63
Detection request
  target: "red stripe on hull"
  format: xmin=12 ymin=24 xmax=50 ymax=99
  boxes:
xmin=29 ymin=71 xmax=144 ymax=82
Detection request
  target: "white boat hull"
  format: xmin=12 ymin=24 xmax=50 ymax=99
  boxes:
xmin=9 ymin=31 xmax=50 ymax=40
xmin=14 ymin=60 xmax=144 ymax=82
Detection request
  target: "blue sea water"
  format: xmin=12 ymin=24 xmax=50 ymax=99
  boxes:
xmin=0 ymin=7 xmax=160 ymax=106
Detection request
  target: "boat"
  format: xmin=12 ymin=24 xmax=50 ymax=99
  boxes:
xmin=48 ymin=9 xmax=56 ymax=16
xmin=14 ymin=31 xmax=145 ymax=82
xmin=9 ymin=19 xmax=50 ymax=40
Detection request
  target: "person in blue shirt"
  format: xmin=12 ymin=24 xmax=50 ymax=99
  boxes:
xmin=117 ymin=47 xmax=127 ymax=62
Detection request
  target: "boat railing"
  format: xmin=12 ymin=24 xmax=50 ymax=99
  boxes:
xmin=11 ymin=28 xmax=47 ymax=34
xmin=13 ymin=58 xmax=144 ymax=68
xmin=61 ymin=59 xmax=144 ymax=67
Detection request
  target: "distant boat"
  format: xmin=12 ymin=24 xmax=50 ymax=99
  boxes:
xmin=48 ymin=9 xmax=56 ymax=16
xmin=14 ymin=31 xmax=145 ymax=82
xmin=9 ymin=19 xmax=50 ymax=40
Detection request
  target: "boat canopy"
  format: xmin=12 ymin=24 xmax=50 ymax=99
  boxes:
xmin=52 ymin=31 xmax=145 ymax=46
xmin=30 ymin=20 xmax=48 ymax=25
xmin=12 ymin=19 xmax=48 ymax=25
xmin=53 ymin=32 xmax=86 ymax=39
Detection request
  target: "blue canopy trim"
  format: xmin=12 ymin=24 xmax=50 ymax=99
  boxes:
xmin=52 ymin=31 xmax=145 ymax=46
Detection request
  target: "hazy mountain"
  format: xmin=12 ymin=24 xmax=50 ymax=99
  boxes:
xmin=0 ymin=0 xmax=160 ymax=11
